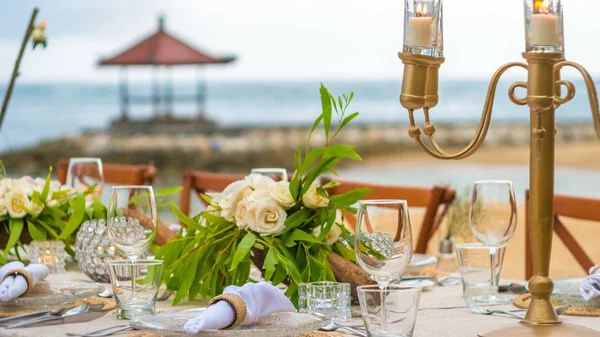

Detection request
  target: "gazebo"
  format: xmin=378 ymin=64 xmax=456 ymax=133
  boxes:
xmin=98 ymin=16 xmax=235 ymax=121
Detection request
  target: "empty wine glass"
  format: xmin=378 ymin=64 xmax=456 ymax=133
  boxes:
xmin=355 ymin=200 xmax=413 ymax=286
xmin=469 ymin=180 xmax=517 ymax=304
xmin=107 ymin=186 xmax=157 ymax=261
xmin=66 ymin=157 xmax=104 ymax=198
xmin=250 ymin=168 xmax=288 ymax=181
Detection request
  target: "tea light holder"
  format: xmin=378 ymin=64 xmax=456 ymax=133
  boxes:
xmin=27 ymin=240 xmax=68 ymax=273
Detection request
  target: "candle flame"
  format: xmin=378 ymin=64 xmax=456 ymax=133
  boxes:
xmin=534 ymin=0 xmax=550 ymax=14
xmin=416 ymin=3 xmax=428 ymax=17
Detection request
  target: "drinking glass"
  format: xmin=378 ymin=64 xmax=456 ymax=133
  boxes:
xmin=250 ymin=167 xmax=288 ymax=181
xmin=107 ymin=259 xmax=163 ymax=319
xmin=66 ymin=157 xmax=104 ymax=197
xmin=469 ymin=180 xmax=517 ymax=304
xmin=455 ymin=243 xmax=506 ymax=301
xmin=107 ymin=186 xmax=157 ymax=260
xmin=355 ymin=200 xmax=413 ymax=286
xmin=298 ymin=281 xmax=351 ymax=322
xmin=357 ymin=285 xmax=421 ymax=337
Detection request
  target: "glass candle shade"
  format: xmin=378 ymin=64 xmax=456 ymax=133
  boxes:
xmin=403 ymin=0 xmax=443 ymax=57
xmin=28 ymin=240 xmax=68 ymax=273
xmin=524 ymin=0 xmax=564 ymax=53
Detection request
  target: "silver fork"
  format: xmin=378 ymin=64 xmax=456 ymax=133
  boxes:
xmin=464 ymin=296 xmax=526 ymax=320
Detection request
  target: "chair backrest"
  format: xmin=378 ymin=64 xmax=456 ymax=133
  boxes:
xmin=180 ymin=170 xmax=244 ymax=218
xmin=321 ymin=178 xmax=456 ymax=254
xmin=525 ymin=190 xmax=600 ymax=279
xmin=57 ymin=158 xmax=157 ymax=186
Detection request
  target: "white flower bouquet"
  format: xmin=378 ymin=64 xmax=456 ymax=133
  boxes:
xmin=157 ymin=84 xmax=372 ymax=305
xmin=0 ymin=167 xmax=106 ymax=263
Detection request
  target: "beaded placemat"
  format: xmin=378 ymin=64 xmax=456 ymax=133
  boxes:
xmin=0 ymin=296 xmax=116 ymax=318
xmin=514 ymin=293 xmax=600 ymax=317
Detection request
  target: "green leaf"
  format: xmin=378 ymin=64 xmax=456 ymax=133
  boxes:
xmin=300 ymin=148 xmax=325 ymax=175
xmin=301 ymin=157 xmax=341 ymax=195
xmin=333 ymin=241 xmax=356 ymax=262
xmin=6 ymin=219 xmax=24 ymax=252
xmin=35 ymin=218 xmax=59 ymax=239
xmin=320 ymin=84 xmax=332 ymax=141
xmin=322 ymin=180 xmax=340 ymax=189
xmin=173 ymin=248 xmax=202 ymax=304
xmin=58 ymin=194 xmax=85 ymax=240
xmin=230 ymin=232 xmax=256 ymax=271
xmin=308 ymin=113 xmax=324 ymax=141
xmin=170 ymin=202 xmax=202 ymax=232
xmin=283 ymin=207 xmax=312 ymax=230
xmin=289 ymin=171 xmax=301 ymax=200
xmin=272 ymin=264 xmax=287 ymax=285
xmin=317 ymin=211 xmax=337 ymax=241
xmin=324 ymin=144 xmax=362 ymax=161
xmin=264 ymin=248 xmax=278 ymax=280
xmin=286 ymin=229 xmax=324 ymax=245
xmin=154 ymin=186 xmax=183 ymax=197
xmin=337 ymin=97 xmax=343 ymax=115
xmin=339 ymin=112 xmax=360 ymax=132
xmin=27 ymin=220 xmax=47 ymax=241
xmin=0 ymin=253 xmax=6 ymax=265
xmin=329 ymin=188 xmax=372 ymax=207
xmin=40 ymin=167 xmax=52 ymax=201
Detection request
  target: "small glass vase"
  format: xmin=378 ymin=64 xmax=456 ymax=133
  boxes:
xmin=436 ymin=237 xmax=458 ymax=274
xmin=523 ymin=0 xmax=564 ymax=53
xmin=27 ymin=240 xmax=68 ymax=273
xmin=403 ymin=0 xmax=443 ymax=57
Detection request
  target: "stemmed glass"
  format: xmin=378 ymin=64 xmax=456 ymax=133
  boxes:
xmin=66 ymin=157 xmax=104 ymax=198
xmin=107 ymin=186 xmax=157 ymax=260
xmin=250 ymin=168 xmax=288 ymax=181
xmin=469 ymin=180 xmax=517 ymax=304
xmin=355 ymin=200 xmax=413 ymax=330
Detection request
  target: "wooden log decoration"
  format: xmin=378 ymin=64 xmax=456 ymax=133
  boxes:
xmin=327 ymin=251 xmax=376 ymax=299
xmin=122 ymin=208 xmax=177 ymax=246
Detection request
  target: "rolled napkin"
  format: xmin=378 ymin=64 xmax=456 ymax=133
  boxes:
xmin=184 ymin=281 xmax=296 ymax=333
xmin=580 ymin=265 xmax=600 ymax=301
xmin=0 ymin=263 xmax=50 ymax=301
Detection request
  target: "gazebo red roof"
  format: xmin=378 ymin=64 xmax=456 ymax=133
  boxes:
xmin=99 ymin=18 xmax=235 ymax=66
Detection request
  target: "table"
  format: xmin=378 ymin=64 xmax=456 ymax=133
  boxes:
xmin=4 ymin=271 xmax=600 ymax=337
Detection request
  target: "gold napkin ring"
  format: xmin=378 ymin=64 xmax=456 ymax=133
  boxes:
xmin=1 ymin=268 xmax=34 ymax=293
xmin=207 ymin=293 xmax=247 ymax=330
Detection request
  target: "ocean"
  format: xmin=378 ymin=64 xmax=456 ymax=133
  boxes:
xmin=0 ymin=79 xmax=598 ymax=153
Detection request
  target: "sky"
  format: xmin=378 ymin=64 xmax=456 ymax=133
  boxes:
xmin=1 ymin=0 xmax=599 ymax=83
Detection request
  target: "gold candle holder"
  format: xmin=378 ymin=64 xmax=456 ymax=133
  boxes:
xmin=399 ymin=1 xmax=600 ymax=336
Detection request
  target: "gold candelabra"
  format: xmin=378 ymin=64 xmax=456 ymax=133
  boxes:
xmin=399 ymin=1 xmax=600 ymax=336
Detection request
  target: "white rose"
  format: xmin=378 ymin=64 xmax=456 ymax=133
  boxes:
xmin=5 ymin=190 xmax=31 ymax=218
xmin=235 ymin=198 xmax=251 ymax=230
xmin=220 ymin=182 xmax=253 ymax=221
xmin=248 ymin=186 xmax=271 ymax=202
xmin=30 ymin=199 xmax=44 ymax=215
xmin=245 ymin=198 xmax=287 ymax=236
xmin=312 ymin=224 xmax=342 ymax=245
xmin=0 ymin=199 xmax=7 ymax=216
xmin=302 ymin=185 xmax=329 ymax=209
xmin=244 ymin=174 xmax=275 ymax=190
xmin=269 ymin=181 xmax=295 ymax=209
xmin=45 ymin=199 xmax=59 ymax=208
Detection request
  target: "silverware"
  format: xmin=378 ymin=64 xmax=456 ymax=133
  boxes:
xmin=0 ymin=305 xmax=79 ymax=326
xmin=157 ymin=289 xmax=172 ymax=301
xmin=66 ymin=325 xmax=133 ymax=337
xmin=319 ymin=321 xmax=367 ymax=337
xmin=6 ymin=304 xmax=90 ymax=329
xmin=402 ymin=275 xmax=461 ymax=286
xmin=465 ymin=296 xmax=525 ymax=320
xmin=97 ymin=288 xmax=114 ymax=298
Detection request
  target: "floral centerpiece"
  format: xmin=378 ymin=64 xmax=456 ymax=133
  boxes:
xmin=157 ymin=84 xmax=372 ymax=305
xmin=0 ymin=166 xmax=105 ymax=264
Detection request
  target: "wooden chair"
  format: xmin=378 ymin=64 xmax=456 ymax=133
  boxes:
xmin=57 ymin=158 xmax=157 ymax=186
xmin=180 ymin=170 xmax=244 ymax=218
xmin=321 ymin=178 xmax=456 ymax=254
xmin=525 ymin=190 xmax=600 ymax=280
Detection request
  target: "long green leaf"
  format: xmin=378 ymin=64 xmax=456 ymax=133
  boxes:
xmin=264 ymin=248 xmax=278 ymax=280
xmin=283 ymin=207 xmax=312 ymax=229
xmin=339 ymin=112 xmax=359 ymax=131
xmin=6 ymin=219 xmax=24 ymax=252
xmin=40 ymin=167 xmax=52 ymax=201
xmin=320 ymin=84 xmax=332 ymax=141
xmin=329 ymin=188 xmax=372 ymax=207
xmin=324 ymin=144 xmax=361 ymax=161
xmin=170 ymin=202 xmax=202 ymax=231
xmin=28 ymin=220 xmax=47 ymax=241
xmin=230 ymin=232 xmax=256 ymax=271
xmin=58 ymin=194 xmax=85 ymax=240
xmin=173 ymin=248 xmax=202 ymax=304
xmin=299 ymin=148 xmax=325 ymax=175
xmin=287 ymin=229 xmax=324 ymax=245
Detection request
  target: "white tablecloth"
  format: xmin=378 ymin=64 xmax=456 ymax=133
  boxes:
xmin=3 ymin=271 xmax=600 ymax=337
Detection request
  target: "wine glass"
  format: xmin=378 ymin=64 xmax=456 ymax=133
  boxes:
xmin=250 ymin=168 xmax=288 ymax=181
xmin=469 ymin=180 xmax=517 ymax=304
xmin=355 ymin=200 xmax=413 ymax=286
xmin=107 ymin=186 xmax=157 ymax=261
xmin=66 ymin=157 xmax=104 ymax=198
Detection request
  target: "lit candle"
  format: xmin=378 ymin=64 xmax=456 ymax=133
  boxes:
xmin=407 ymin=3 xmax=433 ymax=47
xmin=530 ymin=0 xmax=559 ymax=46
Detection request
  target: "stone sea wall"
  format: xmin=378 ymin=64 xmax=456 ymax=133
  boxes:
xmin=1 ymin=122 xmax=597 ymax=178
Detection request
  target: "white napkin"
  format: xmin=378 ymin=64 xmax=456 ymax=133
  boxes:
xmin=0 ymin=263 xmax=49 ymax=301
xmin=580 ymin=265 xmax=600 ymax=301
xmin=184 ymin=282 xmax=296 ymax=333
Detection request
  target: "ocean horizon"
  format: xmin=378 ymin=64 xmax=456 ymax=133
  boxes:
xmin=0 ymin=79 xmax=599 ymax=153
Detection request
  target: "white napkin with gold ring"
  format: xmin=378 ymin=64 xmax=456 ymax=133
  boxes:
xmin=0 ymin=263 xmax=50 ymax=301
xmin=580 ymin=265 xmax=600 ymax=301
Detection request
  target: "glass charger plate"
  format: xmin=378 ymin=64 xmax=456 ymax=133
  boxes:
xmin=552 ymin=278 xmax=600 ymax=308
xmin=407 ymin=253 xmax=437 ymax=271
xmin=0 ymin=280 xmax=104 ymax=310
xmin=130 ymin=310 xmax=330 ymax=337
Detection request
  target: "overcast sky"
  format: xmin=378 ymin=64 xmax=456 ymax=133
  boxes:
xmin=1 ymin=0 xmax=599 ymax=83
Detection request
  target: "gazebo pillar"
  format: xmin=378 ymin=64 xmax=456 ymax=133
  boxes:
xmin=164 ymin=65 xmax=174 ymax=118
xmin=151 ymin=66 xmax=161 ymax=119
xmin=196 ymin=65 xmax=206 ymax=120
xmin=119 ymin=66 xmax=129 ymax=121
